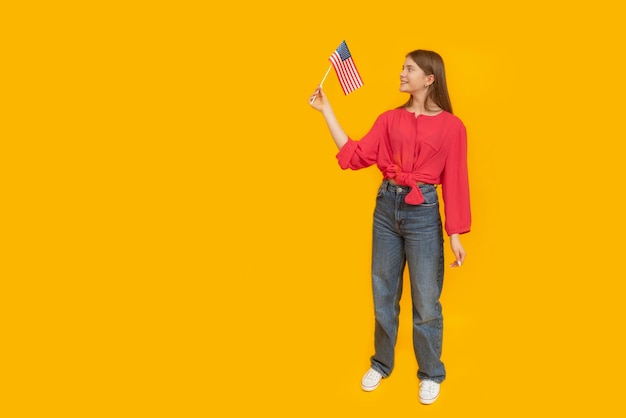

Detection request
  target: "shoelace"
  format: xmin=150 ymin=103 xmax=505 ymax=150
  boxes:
xmin=365 ymin=370 xmax=380 ymax=380
xmin=421 ymin=381 xmax=437 ymax=395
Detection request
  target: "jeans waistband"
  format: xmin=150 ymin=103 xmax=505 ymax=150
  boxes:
xmin=382 ymin=180 xmax=435 ymax=194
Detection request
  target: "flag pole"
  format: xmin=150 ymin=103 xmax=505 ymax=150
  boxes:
xmin=318 ymin=64 xmax=332 ymax=87
xmin=309 ymin=64 xmax=332 ymax=104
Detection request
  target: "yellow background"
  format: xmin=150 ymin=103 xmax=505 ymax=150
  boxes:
xmin=2 ymin=0 xmax=625 ymax=416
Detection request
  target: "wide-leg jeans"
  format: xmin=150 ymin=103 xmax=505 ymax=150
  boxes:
xmin=369 ymin=180 xmax=446 ymax=383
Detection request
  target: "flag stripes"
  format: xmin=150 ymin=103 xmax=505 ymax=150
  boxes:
xmin=328 ymin=41 xmax=363 ymax=95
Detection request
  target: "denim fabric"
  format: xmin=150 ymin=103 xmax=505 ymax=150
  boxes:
xmin=369 ymin=180 xmax=445 ymax=383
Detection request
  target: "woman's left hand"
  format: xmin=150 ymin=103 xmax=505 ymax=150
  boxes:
xmin=449 ymin=234 xmax=466 ymax=268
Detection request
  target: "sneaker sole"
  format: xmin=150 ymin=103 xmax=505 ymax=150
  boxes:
xmin=361 ymin=382 xmax=380 ymax=392
xmin=419 ymin=393 xmax=439 ymax=405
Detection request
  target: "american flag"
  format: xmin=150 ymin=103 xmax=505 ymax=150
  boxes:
xmin=329 ymin=41 xmax=363 ymax=95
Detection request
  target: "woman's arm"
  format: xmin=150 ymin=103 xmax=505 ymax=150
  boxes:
xmin=309 ymin=86 xmax=348 ymax=149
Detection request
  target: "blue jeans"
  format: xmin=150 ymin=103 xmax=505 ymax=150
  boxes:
xmin=369 ymin=180 xmax=445 ymax=383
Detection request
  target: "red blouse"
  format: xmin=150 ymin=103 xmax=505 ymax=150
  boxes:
xmin=336 ymin=108 xmax=471 ymax=235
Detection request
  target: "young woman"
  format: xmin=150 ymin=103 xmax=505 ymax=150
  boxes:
xmin=309 ymin=49 xmax=471 ymax=405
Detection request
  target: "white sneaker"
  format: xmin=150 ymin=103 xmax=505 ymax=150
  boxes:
xmin=361 ymin=368 xmax=383 ymax=391
xmin=419 ymin=380 xmax=440 ymax=404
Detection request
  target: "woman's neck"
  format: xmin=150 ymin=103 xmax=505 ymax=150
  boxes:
xmin=406 ymin=94 xmax=441 ymax=114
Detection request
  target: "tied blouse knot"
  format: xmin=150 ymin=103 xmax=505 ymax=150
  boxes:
xmin=383 ymin=165 xmax=427 ymax=205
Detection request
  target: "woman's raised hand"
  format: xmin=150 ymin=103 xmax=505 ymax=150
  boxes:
xmin=309 ymin=86 xmax=329 ymax=111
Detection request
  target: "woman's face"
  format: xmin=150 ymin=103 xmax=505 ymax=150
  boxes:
xmin=399 ymin=57 xmax=432 ymax=94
